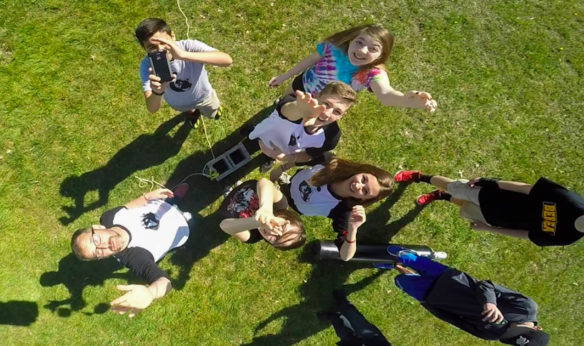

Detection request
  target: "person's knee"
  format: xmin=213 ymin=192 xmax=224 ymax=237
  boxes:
xmin=394 ymin=275 xmax=406 ymax=289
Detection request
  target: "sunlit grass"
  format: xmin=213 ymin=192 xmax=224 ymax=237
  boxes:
xmin=0 ymin=0 xmax=583 ymax=345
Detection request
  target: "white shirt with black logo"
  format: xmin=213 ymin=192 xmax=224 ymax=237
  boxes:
xmin=139 ymin=40 xmax=216 ymax=111
xmin=249 ymin=108 xmax=328 ymax=155
xmin=112 ymin=200 xmax=190 ymax=262
xmin=289 ymin=165 xmax=341 ymax=216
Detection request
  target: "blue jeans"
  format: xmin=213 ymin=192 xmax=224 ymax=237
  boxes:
xmin=394 ymin=252 xmax=448 ymax=302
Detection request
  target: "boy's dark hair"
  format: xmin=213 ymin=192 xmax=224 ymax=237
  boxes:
xmin=135 ymin=18 xmax=172 ymax=46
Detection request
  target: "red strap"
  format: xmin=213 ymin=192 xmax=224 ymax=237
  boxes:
xmin=342 ymin=230 xmax=355 ymax=243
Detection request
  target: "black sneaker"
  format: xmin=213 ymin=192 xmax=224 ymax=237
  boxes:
xmin=185 ymin=109 xmax=201 ymax=128
xmin=213 ymin=105 xmax=223 ymax=120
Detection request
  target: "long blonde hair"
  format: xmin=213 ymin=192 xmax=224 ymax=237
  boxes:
xmin=325 ymin=24 xmax=393 ymax=72
xmin=309 ymin=158 xmax=394 ymax=206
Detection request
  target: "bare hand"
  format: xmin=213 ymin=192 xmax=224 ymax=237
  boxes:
xmin=482 ymin=303 xmax=504 ymax=323
xmin=263 ymin=216 xmax=290 ymax=236
xmin=348 ymin=205 xmax=366 ymax=230
xmin=258 ymin=140 xmax=286 ymax=160
xmin=148 ymin=67 xmax=176 ymax=94
xmin=294 ymin=90 xmax=326 ymax=119
xmin=145 ymin=188 xmax=174 ymax=200
xmin=269 ymin=75 xmax=288 ymax=87
xmin=467 ymin=178 xmax=482 ymax=188
xmin=405 ymin=90 xmax=437 ymax=113
xmin=150 ymin=36 xmax=185 ymax=60
xmin=110 ymin=284 xmax=154 ymax=318
xmin=254 ymin=208 xmax=281 ymax=234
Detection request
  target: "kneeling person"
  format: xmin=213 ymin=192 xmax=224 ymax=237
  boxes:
xmin=70 ymin=185 xmax=191 ymax=317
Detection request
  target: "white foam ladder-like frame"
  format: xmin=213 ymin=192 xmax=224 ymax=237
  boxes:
xmin=203 ymin=142 xmax=252 ymax=181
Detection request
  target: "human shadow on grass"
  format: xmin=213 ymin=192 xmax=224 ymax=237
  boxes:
xmin=164 ymin=105 xmax=276 ymax=290
xmin=59 ymin=114 xmax=192 ymax=225
xmin=243 ymin=183 xmax=425 ymax=345
xmin=39 ymin=253 xmax=129 ymax=317
xmin=0 ymin=301 xmax=38 ymax=326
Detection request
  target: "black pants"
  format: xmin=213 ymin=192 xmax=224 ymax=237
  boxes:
xmin=326 ymin=299 xmax=391 ymax=346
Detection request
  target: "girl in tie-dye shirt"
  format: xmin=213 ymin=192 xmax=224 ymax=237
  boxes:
xmin=269 ymin=24 xmax=437 ymax=112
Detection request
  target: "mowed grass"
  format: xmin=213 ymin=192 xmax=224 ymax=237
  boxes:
xmin=0 ymin=0 xmax=583 ymax=345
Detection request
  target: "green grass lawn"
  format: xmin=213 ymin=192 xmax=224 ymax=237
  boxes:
xmin=1 ymin=0 xmax=583 ymax=344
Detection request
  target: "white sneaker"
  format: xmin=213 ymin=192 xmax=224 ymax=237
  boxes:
xmin=182 ymin=212 xmax=192 ymax=222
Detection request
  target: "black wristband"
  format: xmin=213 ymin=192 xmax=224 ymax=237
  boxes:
xmin=151 ymin=90 xmax=164 ymax=96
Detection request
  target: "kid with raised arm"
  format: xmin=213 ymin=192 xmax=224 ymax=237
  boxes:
xmin=248 ymin=81 xmax=356 ymax=171
xmin=269 ymin=24 xmax=437 ymax=112
xmin=394 ymin=171 xmax=584 ymax=246
xmin=219 ymin=179 xmax=306 ymax=250
xmin=135 ymin=18 xmax=232 ymax=119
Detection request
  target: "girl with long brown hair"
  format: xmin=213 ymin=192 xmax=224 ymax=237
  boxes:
xmin=275 ymin=158 xmax=394 ymax=260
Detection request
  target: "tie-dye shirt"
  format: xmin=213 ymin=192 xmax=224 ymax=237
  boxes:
xmin=301 ymin=42 xmax=384 ymax=97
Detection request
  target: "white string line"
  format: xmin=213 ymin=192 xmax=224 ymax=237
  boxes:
xmin=176 ymin=0 xmax=215 ymax=159
xmin=135 ymin=171 xmax=210 ymax=192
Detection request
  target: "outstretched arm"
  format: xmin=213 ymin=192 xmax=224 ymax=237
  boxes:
xmin=152 ymin=37 xmax=232 ymax=66
xmin=125 ymin=188 xmax=174 ymax=209
xmin=269 ymin=53 xmax=321 ymax=87
xmin=369 ymin=72 xmax=437 ymax=112
xmin=110 ymin=277 xmax=172 ymax=318
xmin=280 ymin=90 xmax=326 ymax=122
xmin=469 ymin=178 xmax=533 ymax=195
xmin=220 ymin=217 xmax=262 ymax=241
xmin=497 ymin=181 xmax=533 ymax=195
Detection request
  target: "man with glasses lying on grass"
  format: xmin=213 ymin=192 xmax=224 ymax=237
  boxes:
xmin=70 ymin=184 xmax=191 ymax=317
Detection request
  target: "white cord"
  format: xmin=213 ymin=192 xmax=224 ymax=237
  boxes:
xmin=134 ymin=176 xmax=166 ymax=191
xmin=135 ymin=172 xmax=211 ymax=191
xmin=176 ymin=0 xmax=190 ymax=40
xmin=176 ymin=0 xmax=215 ymax=159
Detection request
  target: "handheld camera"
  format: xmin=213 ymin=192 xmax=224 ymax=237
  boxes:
xmin=148 ymin=50 xmax=173 ymax=83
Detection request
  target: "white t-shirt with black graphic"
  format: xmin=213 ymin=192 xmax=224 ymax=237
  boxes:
xmin=287 ymin=165 xmax=351 ymax=235
xmin=139 ymin=39 xmax=216 ymax=111
xmin=100 ymin=200 xmax=189 ymax=283
xmin=248 ymin=95 xmax=340 ymax=158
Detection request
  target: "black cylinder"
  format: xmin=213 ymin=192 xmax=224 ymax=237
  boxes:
xmin=315 ymin=241 xmax=446 ymax=263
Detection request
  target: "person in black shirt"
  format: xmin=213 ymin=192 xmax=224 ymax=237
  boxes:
xmin=70 ymin=184 xmax=191 ymax=317
xmin=387 ymin=246 xmax=549 ymax=345
xmin=394 ymin=171 xmax=584 ymax=246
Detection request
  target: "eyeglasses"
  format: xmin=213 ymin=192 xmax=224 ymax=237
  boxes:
xmin=90 ymin=226 xmax=104 ymax=259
